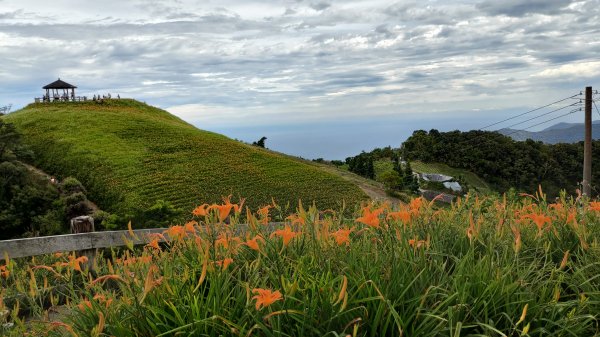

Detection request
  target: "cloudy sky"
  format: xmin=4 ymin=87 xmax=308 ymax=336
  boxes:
xmin=1 ymin=0 xmax=599 ymax=159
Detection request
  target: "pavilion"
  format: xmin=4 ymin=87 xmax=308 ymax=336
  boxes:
xmin=42 ymin=78 xmax=77 ymax=102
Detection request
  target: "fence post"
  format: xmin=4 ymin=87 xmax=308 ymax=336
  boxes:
xmin=70 ymin=215 xmax=96 ymax=273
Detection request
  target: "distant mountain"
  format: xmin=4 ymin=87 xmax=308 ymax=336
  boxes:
xmin=498 ymin=120 xmax=600 ymax=143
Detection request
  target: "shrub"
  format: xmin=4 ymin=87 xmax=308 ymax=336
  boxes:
xmin=60 ymin=177 xmax=87 ymax=195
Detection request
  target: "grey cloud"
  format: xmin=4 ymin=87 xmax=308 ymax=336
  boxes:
xmin=477 ymin=0 xmax=572 ymax=17
xmin=321 ymin=72 xmax=387 ymax=88
xmin=384 ymin=2 xmax=474 ymax=25
xmin=310 ymin=2 xmax=331 ymax=11
xmin=492 ymin=60 xmax=530 ymax=70
xmin=0 ymin=15 xmax=273 ymax=40
xmin=0 ymin=10 xmax=21 ymax=19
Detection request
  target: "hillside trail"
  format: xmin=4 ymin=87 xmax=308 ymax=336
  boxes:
xmin=312 ymin=163 xmax=404 ymax=205
xmin=19 ymin=161 xmax=100 ymax=212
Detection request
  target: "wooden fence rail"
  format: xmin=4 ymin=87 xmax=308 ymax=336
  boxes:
xmin=0 ymin=228 xmax=165 ymax=259
xmin=0 ymin=222 xmax=285 ymax=260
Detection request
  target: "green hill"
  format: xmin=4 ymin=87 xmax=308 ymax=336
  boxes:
xmin=3 ymin=100 xmax=367 ymax=218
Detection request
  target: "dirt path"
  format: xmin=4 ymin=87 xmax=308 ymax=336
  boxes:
xmin=313 ymin=163 xmax=404 ymax=205
xmin=20 ymin=162 xmax=100 ymax=212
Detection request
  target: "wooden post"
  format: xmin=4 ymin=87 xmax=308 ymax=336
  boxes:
xmin=70 ymin=215 xmax=96 ymax=272
xmin=583 ymin=86 xmax=593 ymax=197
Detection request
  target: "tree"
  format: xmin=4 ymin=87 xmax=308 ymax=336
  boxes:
xmin=403 ymin=161 xmax=419 ymax=193
xmin=0 ymin=119 xmax=22 ymax=160
xmin=253 ymin=136 xmax=267 ymax=148
xmin=379 ymin=170 xmax=401 ymax=190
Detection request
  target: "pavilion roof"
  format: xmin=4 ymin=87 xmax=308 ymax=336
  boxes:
xmin=43 ymin=78 xmax=77 ymax=89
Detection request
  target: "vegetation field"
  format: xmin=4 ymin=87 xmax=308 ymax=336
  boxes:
xmin=3 ymin=100 xmax=367 ymax=220
xmin=410 ymin=161 xmax=491 ymax=192
xmin=2 ymin=190 xmax=600 ymax=336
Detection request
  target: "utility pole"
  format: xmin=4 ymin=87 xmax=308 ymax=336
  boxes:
xmin=582 ymin=86 xmax=592 ymax=197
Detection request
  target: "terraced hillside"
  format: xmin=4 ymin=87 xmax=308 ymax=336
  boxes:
xmin=4 ymin=100 xmax=367 ymax=216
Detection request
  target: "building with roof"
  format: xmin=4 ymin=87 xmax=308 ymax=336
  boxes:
xmin=42 ymin=78 xmax=77 ymax=102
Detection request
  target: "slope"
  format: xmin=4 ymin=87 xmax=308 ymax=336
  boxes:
xmin=4 ymin=100 xmax=367 ymax=216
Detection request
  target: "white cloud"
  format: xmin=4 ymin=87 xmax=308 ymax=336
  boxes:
xmin=1 ymin=0 xmax=599 ymax=158
xmin=535 ymin=61 xmax=600 ymax=78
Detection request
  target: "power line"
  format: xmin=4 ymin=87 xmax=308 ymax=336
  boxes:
xmin=505 ymin=108 xmax=581 ymax=136
xmin=451 ymin=101 xmax=582 ymax=149
xmin=478 ymin=93 xmax=580 ymax=130
xmin=593 ymin=99 xmax=600 ymax=119
xmin=499 ymin=102 xmax=580 ymax=130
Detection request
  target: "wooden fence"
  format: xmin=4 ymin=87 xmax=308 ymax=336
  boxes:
xmin=0 ymin=228 xmax=165 ymax=259
xmin=0 ymin=223 xmax=285 ymax=260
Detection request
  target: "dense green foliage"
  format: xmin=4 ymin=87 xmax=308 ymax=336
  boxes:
xmin=402 ymin=129 xmax=598 ymax=197
xmin=3 ymin=193 xmax=600 ymax=336
xmin=345 ymin=147 xmax=420 ymax=195
xmin=0 ymin=119 xmax=98 ymax=239
xmin=346 ymin=151 xmax=375 ymax=179
xmin=4 ymin=100 xmax=367 ymax=227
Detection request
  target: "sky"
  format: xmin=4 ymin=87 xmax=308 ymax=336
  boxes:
xmin=1 ymin=0 xmax=599 ymax=159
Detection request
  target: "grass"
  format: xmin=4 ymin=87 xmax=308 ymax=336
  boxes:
xmin=3 ymin=100 xmax=367 ymax=219
xmin=410 ymin=160 xmax=491 ymax=192
xmin=2 ymin=190 xmax=600 ymax=336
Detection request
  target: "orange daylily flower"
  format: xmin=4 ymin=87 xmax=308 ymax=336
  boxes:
xmin=78 ymin=299 xmax=93 ymax=311
xmin=252 ymin=288 xmax=283 ymax=310
xmin=257 ymin=205 xmax=272 ymax=224
xmin=408 ymin=238 xmax=427 ymax=248
xmin=0 ymin=264 xmax=9 ymax=278
xmin=141 ymin=265 xmax=162 ymax=303
xmin=60 ymin=255 xmax=88 ymax=272
xmin=93 ymin=294 xmax=114 ymax=308
xmin=356 ymin=205 xmax=384 ymax=229
xmin=146 ymin=238 xmax=161 ymax=250
xmin=48 ymin=321 xmax=77 ymax=337
xmin=165 ymin=225 xmax=186 ymax=240
xmin=286 ymin=214 xmax=306 ymax=226
xmin=244 ymin=235 xmax=264 ymax=251
xmin=31 ymin=265 xmax=63 ymax=278
xmin=114 ymin=255 xmax=152 ymax=267
xmin=549 ymin=203 xmax=564 ymax=212
xmin=209 ymin=195 xmax=236 ymax=222
xmin=233 ymin=198 xmax=246 ymax=214
xmin=331 ymin=228 xmax=353 ymax=246
xmin=523 ymin=212 xmax=552 ymax=233
xmin=409 ymin=197 xmax=424 ymax=214
xmin=387 ymin=210 xmax=412 ymax=225
xmin=192 ymin=203 xmax=209 ymax=217
xmin=257 ymin=205 xmax=272 ymax=217
xmin=215 ymin=258 xmax=234 ymax=270
xmin=184 ymin=221 xmax=198 ymax=233
xmin=211 ymin=203 xmax=233 ymax=223
xmin=215 ymin=232 xmax=238 ymax=249
xmin=270 ymin=225 xmax=300 ymax=246
xmin=589 ymin=201 xmax=600 ymax=212
xmin=90 ymin=274 xmax=126 ymax=285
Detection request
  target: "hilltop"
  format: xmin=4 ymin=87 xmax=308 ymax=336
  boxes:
xmin=3 ymin=100 xmax=367 ymax=219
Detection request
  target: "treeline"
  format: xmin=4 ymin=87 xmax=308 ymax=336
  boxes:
xmin=343 ymin=147 xmax=419 ymax=194
xmin=401 ymin=129 xmax=598 ymax=197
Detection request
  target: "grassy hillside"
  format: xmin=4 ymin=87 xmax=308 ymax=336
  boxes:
xmin=4 ymin=100 xmax=367 ymax=217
